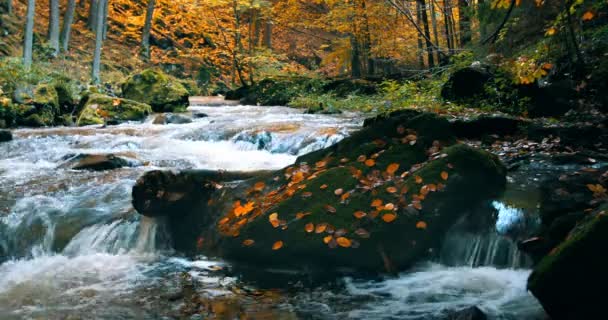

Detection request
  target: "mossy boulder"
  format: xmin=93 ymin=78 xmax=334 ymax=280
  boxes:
xmin=121 ymin=69 xmax=189 ymax=112
xmin=77 ymin=93 xmax=152 ymax=126
xmin=11 ymin=84 xmax=60 ymax=127
xmin=528 ymin=209 xmax=608 ymax=319
xmin=133 ymin=111 xmax=507 ymax=272
xmin=213 ymin=144 xmax=505 ymax=272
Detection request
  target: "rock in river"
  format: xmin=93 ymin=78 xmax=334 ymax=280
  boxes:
xmin=132 ymin=111 xmax=507 ymax=272
xmin=0 ymin=130 xmax=12 ymax=142
xmin=62 ymin=154 xmax=136 ymax=171
xmin=121 ymin=69 xmax=190 ymax=113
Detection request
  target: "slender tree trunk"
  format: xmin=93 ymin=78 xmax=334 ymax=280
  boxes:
xmin=23 ymin=0 xmax=36 ymax=69
xmin=441 ymin=0 xmax=453 ymax=52
xmin=360 ymin=0 xmax=374 ymax=75
xmin=7 ymin=0 xmax=12 ymax=14
xmin=418 ymin=0 xmax=435 ymax=68
xmin=92 ymin=0 xmax=106 ymax=84
xmin=350 ymin=35 xmax=362 ymax=78
xmin=61 ymin=0 xmax=77 ymax=52
xmin=263 ymin=20 xmax=272 ymax=49
xmin=49 ymin=0 xmax=60 ymax=56
xmin=448 ymin=0 xmax=458 ymax=48
xmin=457 ymin=0 xmax=471 ymax=46
xmin=430 ymin=0 xmax=440 ymax=62
xmin=232 ymin=0 xmax=247 ymax=86
xmin=89 ymin=0 xmax=98 ymax=31
xmin=252 ymin=11 xmax=261 ymax=49
xmin=415 ymin=1 xmax=425 ymax=68
xmin=141 ymin=0 xmax=155 ymax=59
xmin=102 ymin=0 xmax=109 ymax=40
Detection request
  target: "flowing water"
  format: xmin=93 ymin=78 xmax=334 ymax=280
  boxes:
xmin=0 ymin=104 xmax=545 ymax=319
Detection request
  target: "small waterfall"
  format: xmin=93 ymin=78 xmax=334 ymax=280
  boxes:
xmin=438 ymin=202 xmax=535 ymax=269
xmin=439 ymin=231 xmax=531 ymax=269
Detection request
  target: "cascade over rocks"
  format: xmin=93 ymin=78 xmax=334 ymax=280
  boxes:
xmin=132 ymin=111 xmax=507 ymax=272
xmin=121 ymin=69 xmax=190 ymax=113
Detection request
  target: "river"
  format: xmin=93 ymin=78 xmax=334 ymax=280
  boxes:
xmin=0 ymin=104 xmax=545 ymax=319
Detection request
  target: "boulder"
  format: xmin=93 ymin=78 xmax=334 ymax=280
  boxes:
xmin=0 ymin=129 xmax=12 ymax=142
xmin=63 ymin=154 xmax=133 ymax=171
xmin=76 ymin=94 xmax=152 ymax=126
xmin=153 ymin=113 xmax=193 ymax=125
xmin=193 ymin=112 xmax=208 ymax=118
xmin=121 ymin=69 xmax=190 ymax=112
xmin=445 ymin=306 xmax=487 ymax=320
xmin=12 ymin=83 xmax=60 ymax=127
xmin=528 ymin=209 xmax=608 ymax=320
xmin=441 ymin=66 xmax=492 ymax=102
xmin=132 ymin=112 xmax=507 ymax=272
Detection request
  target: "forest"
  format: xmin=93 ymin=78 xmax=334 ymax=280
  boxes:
xmin=0 ymin=0 xmax=607 ymax=319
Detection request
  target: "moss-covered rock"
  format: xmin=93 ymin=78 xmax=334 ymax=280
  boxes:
xmin=132 ymin=111 xmax=507 ymax=273
xmin=9 ymin=84 xmax=60 ymax=127
xmin=77 ymin=93 xmax=152 ymax=126
xmin=121 ymin=69 xmax=189 ymax=112
xmin=528 ymin=208 xmax=608 ymax=319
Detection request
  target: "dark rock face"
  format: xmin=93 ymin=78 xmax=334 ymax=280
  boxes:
xmin=441 ymin=66 xmax=492 ymax=102
xmin=524 ymin=80 xmax=577 ymax=118
xmin=62 ymin=154 xmax=133 ymax=171
xmin=451 ymin=115 xmax=527 ymax=139
xmin=132 ymin=112 xmax=507 ymax=272
xmin=0 ymin=130 xmax=12 ymax=142
xmin=445 ymin=306 xmax=487 ymax=320
xmin=528 ymin=208 xmax=608 ymax=320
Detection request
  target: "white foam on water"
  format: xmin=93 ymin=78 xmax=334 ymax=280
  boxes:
xmin=342 ymin=263 xmax=544 ymax=320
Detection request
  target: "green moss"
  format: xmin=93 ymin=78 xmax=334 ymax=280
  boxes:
xmin=528 ymin=208 xmax=608 ymax=318
xmin=121 ymin=69 xmax=189 ymax=113
xmin=217 ymin=140 xmax=505 ymax=271
xmin=77 ymin=93 xmax=152 ymax=126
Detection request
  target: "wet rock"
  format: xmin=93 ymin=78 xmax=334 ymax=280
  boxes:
xmin=0 ymin=130 xmax=12 ymax=142
xmin=451 ymin=115 xmax=527 ymax=139
xmin=121 ymin=69 xmax=190 ymax=113
xmin=193 ymin=112 xmax=208 ymax=118
xmin=441 ymin=66 xmax=492 ymax=102
xmin=76 ymin=94 xmax=152 ymax=126
xmin=63 ymin=154 xmax=132 ymax=171
xmin=523 ymin=80 xmax=577 ymax=118
xmin=528 ymin=207 xmax=608 ymax=320
xmin=321 ymin=78 xmax=378 ymax=97
xmin=153 ymin=113 xmax=193 ymax=124
xmin=445 ymin=306 xmax=487 ymax=320
xmin=133 ymin=112 xmax=507 ymax=272
xmin=304 ymin=103 xmax=342 ymax=115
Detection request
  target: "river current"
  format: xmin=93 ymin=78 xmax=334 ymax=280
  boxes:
xmin=0 ymin=104 xmax=545 ymax=319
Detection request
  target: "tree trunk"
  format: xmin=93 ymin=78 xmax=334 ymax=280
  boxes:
xmin=418 ymin=0 xmax=435 ymax=68
xmin=92 ymin=0 xmax=106 ymax=84
xmin=360 ymin=0 xmax=374 ymax=75
xmin=458 ymin=0 xmax=471 ymax=46
xmin=263 ymin=20 xmax=272 ymax=49
xmin=415 ymin=1 xmax=425 ymax=68
xmin=350 ymin=35 xmax=362 ymax=78
xmin=141 ymin=0 xmax=155 ymax=59
xmin=23 ymin=0 xmax=36 ymax=69
xmin=49 ymin=0 xmax=60 ymax=56
xmin=102 ymin=0 xmax=109 ymax=40
xmin=441 ymin=0 xmax=453 ymax=52
xmin=430 ymin=0 xmax=440 ymax=62
xmin=61 ymin=0 xmax=77 ymax=52
xmin=7 ymin=0 xmax=12 ymax=14
xmin=89 ymin=0 xmax=98 ymax=31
